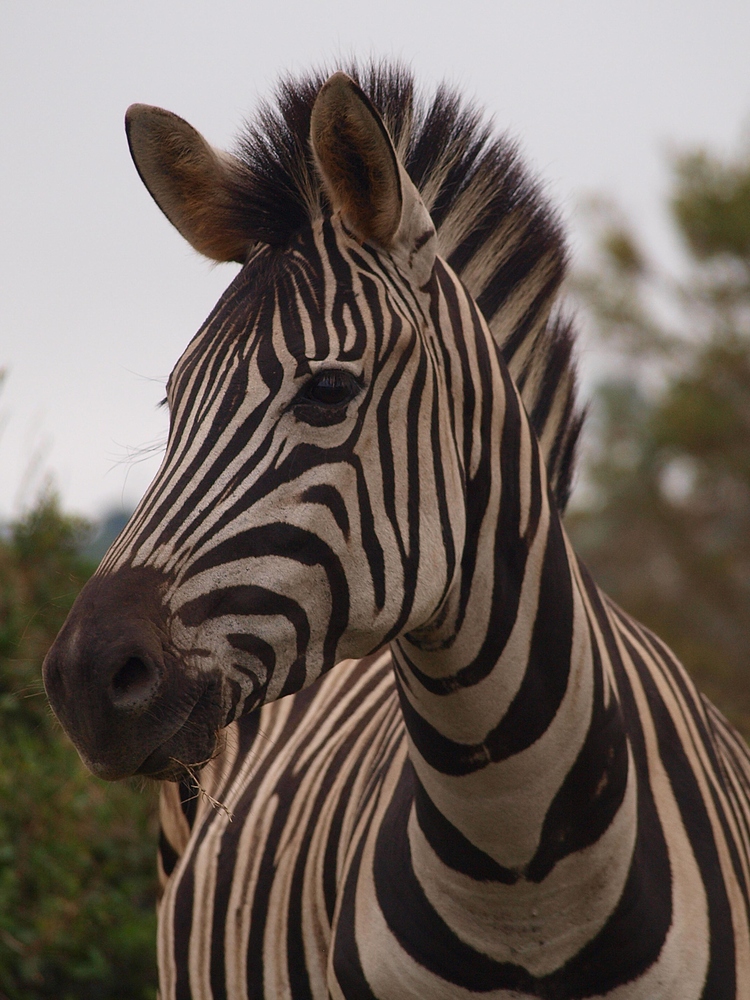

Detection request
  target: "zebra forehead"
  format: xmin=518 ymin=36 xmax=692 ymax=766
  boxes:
xmin=172 ymin=221 xmax=424 ymax=372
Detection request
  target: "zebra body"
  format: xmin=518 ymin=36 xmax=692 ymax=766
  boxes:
xmin=43 ymin=66 xmax=750 ymax=998
xmin=157 ymin=637 xmax=750 ymax=998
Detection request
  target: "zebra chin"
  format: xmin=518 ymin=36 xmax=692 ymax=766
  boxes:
xmin=42 ymin=565 xmax=231 ymax=782
xmin=81 ymin=693 xmax=225 ymax=783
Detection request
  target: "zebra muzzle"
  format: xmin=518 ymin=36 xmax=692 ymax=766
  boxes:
xmin=43 ymin=564 xmax=224 ymax=781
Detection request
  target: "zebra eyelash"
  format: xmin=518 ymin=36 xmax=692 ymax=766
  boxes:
xmin=291 ymin=368 xmax=364 ymax=426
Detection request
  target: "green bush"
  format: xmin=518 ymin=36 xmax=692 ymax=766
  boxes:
xmin=0 ymin=494 xmax=158 ymax=1000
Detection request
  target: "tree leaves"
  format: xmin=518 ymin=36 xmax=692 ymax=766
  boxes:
xmin=0 ymin=494 xmax=158 ymax=999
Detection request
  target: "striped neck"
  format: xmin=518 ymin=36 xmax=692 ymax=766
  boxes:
xmin=388 ymin=277 xmax=636 ymax=968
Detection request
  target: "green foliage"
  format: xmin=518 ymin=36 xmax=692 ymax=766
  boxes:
xmin=672 ymin=149 xmax=750 ymax=262
xmin=569 ymin=143 xmax=750 ymax=740
xmin=0 ymin=494 xmax=158 ymax=999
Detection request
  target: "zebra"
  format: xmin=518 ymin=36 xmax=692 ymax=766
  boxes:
xmin=43 ymin=63 xmax=750 ymax=999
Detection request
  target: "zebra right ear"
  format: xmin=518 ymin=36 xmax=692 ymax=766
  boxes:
xmin=311 ymin=73 xmax=437 ymax=284
xmin=125 ymin=104 xmax=252 ymax=263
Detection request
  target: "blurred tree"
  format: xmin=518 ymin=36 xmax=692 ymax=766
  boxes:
xmin=568 ymin=142 xmax=750 ymax=740
xmin=0 ymin=493 xmax=158 ymax=1000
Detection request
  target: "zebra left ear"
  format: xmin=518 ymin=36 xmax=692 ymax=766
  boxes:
xmin=125 ymin=104 xmax=252 ymax=263
xmin=311 ymin=73 xmax=436 ymax=285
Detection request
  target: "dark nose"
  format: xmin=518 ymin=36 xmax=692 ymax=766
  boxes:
xmin=42 ymin=566 xmax=176 ymax=778
xmin=45 ymin=633 xmax=163 ymax=714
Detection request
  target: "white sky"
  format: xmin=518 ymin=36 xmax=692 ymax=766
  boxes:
xmin=2 ymin=0 xmax=749 ymax=519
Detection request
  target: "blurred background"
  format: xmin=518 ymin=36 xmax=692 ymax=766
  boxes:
xmin=2 ymin=1 xmax=750 ymax=996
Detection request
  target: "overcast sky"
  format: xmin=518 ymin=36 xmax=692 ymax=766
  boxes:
xmin=2 ymin=1 xmax=749 ymax=520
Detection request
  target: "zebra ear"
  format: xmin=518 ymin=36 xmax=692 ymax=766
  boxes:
xmin=310 ymin=73 xmax=436 ymax=283
xmin=125 ymin=104 xmax=251 ymax=263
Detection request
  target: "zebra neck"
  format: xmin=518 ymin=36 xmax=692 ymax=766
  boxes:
xmin=392 ymin=384 xmax=634 ymax=884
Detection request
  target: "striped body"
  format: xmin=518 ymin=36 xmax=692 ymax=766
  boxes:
xmin=158 ymin=617 xmax=750 ymax=998
xmin=42 ymin=66 xmax=750 ymax=999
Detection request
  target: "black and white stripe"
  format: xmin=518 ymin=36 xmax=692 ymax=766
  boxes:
xmin=44 ymin=64 xmax=750 ymax=999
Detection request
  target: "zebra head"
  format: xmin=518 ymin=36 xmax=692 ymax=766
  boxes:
xmin=44 ymin=72 xmax=485 ymax=781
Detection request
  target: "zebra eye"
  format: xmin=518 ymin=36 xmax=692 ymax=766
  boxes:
xmin=304 ymin=370 xmax=360 ymax=405
xmin=294 ymin=369 xmax=362 ymax=426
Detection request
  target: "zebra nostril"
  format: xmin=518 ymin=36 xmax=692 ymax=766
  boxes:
xmin=109 ymin=656 xmax=159 ymax=709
